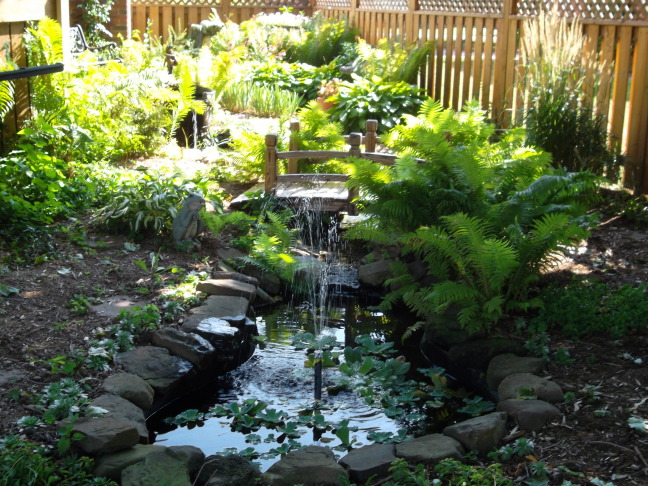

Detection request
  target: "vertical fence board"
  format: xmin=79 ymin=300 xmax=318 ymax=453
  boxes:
xmin=161 ymin=6 xmax=172 ymax=40
xmin=583 ymin=23 xmax=600 ymax=110
xmin=625 ymin=28 xmax=648 ymax=190
xmin=471 ymin=16 xmax=484 ymax=101
xmin=133 ymin=5 xmax=145 ymax=36
xmin=434 ymin=15 xmax=444 ymax=101
xmin=461 ymin=16 xmax=473 ymax=107
xmin=451 ymin=17 xmax=463 ymax=109
xmin=442 ymin=16 xmax=454 ymax=106
xmin=610 ymin=26 xmax=632 ymax=152
xmin=148 ymin=6 xmax=160 ymax=38
xmin=0 ymin=23 xmax=15 ymax=139
xmin=188 ymin=6 xmax=199 ymax=26
xmin=480 ymin=18 xmax=495 ymax=111
xmin=597 ymin=25 xmax=615 ymax=123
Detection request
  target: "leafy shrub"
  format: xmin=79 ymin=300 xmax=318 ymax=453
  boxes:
xmin=354 ymin=38 xmax=433 ymax=84
xmin=433 ymin=458 xmax=512 ymax=485
xmin=93 ymin=170 xmax=220 ymax=237
xmin=532 ymin=279 xmax=648 ymax=338
xmin=330 ymin=74 xmax=425 ymax=134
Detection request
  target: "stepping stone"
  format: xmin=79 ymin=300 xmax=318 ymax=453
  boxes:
xmin=91 ymin=295 xmax=147 ymax=318
xmin=196 ymin=279 xmax=257 ymax=302
xmin=395 ymin=434 xmax=464 ymax=464
xmin=152 ymin=327 xmax=215 ymax=371
xmin=90 ymin=393 xmax=149 ymax=443
xmin=189 ymin=295 xmax=250 ymax=319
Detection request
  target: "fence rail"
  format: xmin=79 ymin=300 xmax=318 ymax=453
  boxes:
xmin=316 ymin=0 xmax=648 ymax=193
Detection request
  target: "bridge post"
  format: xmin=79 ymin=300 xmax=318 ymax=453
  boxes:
xmin=365 ymin=120 xmax=378 ymax=152
xmin=288 ymin=120 xmax=300 ymax=174
xmin=265 ymin=134 xmax=278 ymax=195
xmin=348 ymin=133 xmax=362 ymax=157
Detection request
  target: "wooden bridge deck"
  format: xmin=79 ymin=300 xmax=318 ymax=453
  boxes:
xmin=274 ymin=174 xmax=351 ymax=212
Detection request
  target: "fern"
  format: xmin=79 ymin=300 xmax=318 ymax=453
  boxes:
xmin=169 ymin=58 xmax=206 ymax=143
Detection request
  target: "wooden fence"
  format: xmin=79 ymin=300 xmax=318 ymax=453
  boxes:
xmin=315 ymin=0 xmax=648 ymax=193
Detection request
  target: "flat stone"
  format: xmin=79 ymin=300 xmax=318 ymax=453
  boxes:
xmin=357 ymin=259 xmax=394 ymax=287
xmin=101 ymin=372 xmax=155 ymax=411
xmin=216 ymin=247 xmax=246 ymax=262
xmin=395 ymin=434 xmax=464 ymax=464
xmin=94 ymin=444 xmax=166 ymax=481
xmin=443 ymin=411 xmax=507 ymax=454
xmin=91 ymin=394 xmax=149 ymax=443
xmin=264 ymin=445 xmax=348 ymax=485
xmin=152 ymin=327 xmax=215 ymax=370
xmin=339 ymin=443 xmax=396 ymax=483
xmin=498 ymin=373 xmax=564 ymax=403
xmin=71 ymin=416 xmax=140 ymax=455
xmin=115 ymin=346 xmax=195 ymax=396
xmin=91 ymin=295 xmax=147 ymax=318
xmin=448 ymin=338 xmax=526 ymax=370
xmin=487 ymin=353 xmax=546 ymax=391
xmin=196 ymin=279 xmax=257 ymax=302
xmin=0 ymin=368 xmax=25 ymax=386
xmin=210 ymin=271 xmax=259 ymax=287
xmin=497 ymin=399 xmax=561 ymax=431
xmin=189 ymin=295 xmax=250 ymax=319
xmin=121 ymin=448 xmax=193 ymax=486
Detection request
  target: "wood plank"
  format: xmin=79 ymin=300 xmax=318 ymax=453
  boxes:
xmin=443 ymin=16 xmax=454 ymax=107
xmin=597 ymin=25 xmax=615 ymax=122
xmin=481 ymin=17 xmax=495 ymax=111
xmin=451 ymin=16 xmax=463 ymax=109
xmin=11 ymin=22 xmax=29 ymax=132
xmin=610 ymin=26 xmax=632 ymax=152
xmin=501 ymin=18 xmax=518 ymax=127
xmin=625 ymin=27 xmax=648 ymax=191
xmin=491 ymin=17 xmax=509 ymax=124
xmin=0 ymin=22 xmax=15 ymax=138
xmin=434 ymin=15 xmax=444 ymax=101
xmin=472 ymin=16 xmax=484 ymax=101
xmin=188 ymin=6 xmax=199 ymax=27
xmin=132 ymin=6 xmax=146 ymax=38
xmin=278 ymin=173 xmax=350 ymax=183
xmin=462 ymin=16 xmax=474 ymax=107
xmin=424 ymin=15 xmax=434 ymax=95
xmin=162 ymin=6 xmax=172 ymax=42
xmin=149 ymin=6 xmax=160 ymax=39
xmin=583 ymin=24 xmax=600 ymax=111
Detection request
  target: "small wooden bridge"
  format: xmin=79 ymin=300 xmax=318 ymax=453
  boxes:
xmin=264 ymin=120 xmax=400 ymax=213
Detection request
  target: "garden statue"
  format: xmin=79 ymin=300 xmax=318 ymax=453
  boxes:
xmin=173 ymin=194 xmax=206 ymax=250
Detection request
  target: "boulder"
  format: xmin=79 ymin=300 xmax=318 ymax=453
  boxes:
xmin=121 ymin=447 xmax=198 ymax=486
xmin=71 ymin=416 xmax=140 ymax=455
xmin=443 ymin=412 xmax=507 ymax=454
xmin=94 ymin=444 xmax=166 ymax=481
xmin=339 ymin=443 xmax=396 ymax=484
xmin=264 ymin=445 xmax=348 ymax=486
xmin=209 ymin=271 xmax=259 ymax=287
xmin=115 ymin=346 xmax=195 ymax=396
xmin=197 ymin=454 xmax=262 ymax=486
xmin=498 ymin=373 xmax=564 ymax=403
xmin=447 ymin=338 xmax=526 ymax=371
xmin=357 ymin=259 xmax=394 ymax=287
xmin=152 ymin=327 xmax=215 ymax=370
xmin=101 ymin=372 xmax=155 ymax=411
xmin=497 ymin=399 xmax=562 ymax=431
xmin=395 ymin=434 xmax=464 ymax=464
xmin=196 ymin=279 xmax=257 ymax=302
xmin=90 ymin=394 xmax=149 ymax=443
xmin=486 ymin=354 xmax=546 ymax=391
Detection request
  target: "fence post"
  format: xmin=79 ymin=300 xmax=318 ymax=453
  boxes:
xmin=265 ymin=134 xmax=278 ymax=195
xmin=288 ymin=120 xmax=300 ymax=174
xmin=365 ymin=119 xmax=377 ymax=152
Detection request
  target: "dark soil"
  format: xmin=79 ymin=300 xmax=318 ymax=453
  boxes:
xmin=0 ymin=187 xmax=647 ymax=485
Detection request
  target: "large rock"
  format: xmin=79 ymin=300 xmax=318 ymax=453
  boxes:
xmin=115 ymin=346 xmax=195 ymax=396
xmin=486 ymin=354 xmax=546 ymax=391
xmin=209 ymin=271 xmax=259 ymax=287
xmin=197 ymin=454 xmax=262 ymax=486
xmin=121 ymin=447 xmax=202 ymax=486
xmin=196 ymin=279 xmax=257 ymax=302
xmin=498 ymin=373 xmax=564 ymax=403
xmin=339 ymin=443 xmax=395 ymax=484
xmin=189 ymin=295 xmax=250 ymax=319
xmin=357 ymin=259 xmax=394 ymax=287
xmin=395 ymin=434 xmax=464 ymax=464
xmin=443 ymin=412 xmax=507 ymax=454
xmin=497 ymin=399 xmax=561 ymax=431
xmin=152 ymin=327 xmax=215 ymax=370
xmin=71 ymin=416 xmax=140 ymax=455
xmin=101 ymin=372 xmax=155 ymax=411
xmin=90 ymin=394 xmax=149 ymax=443
xmin=447 ymin=338 xmax=526 ymax=371
xmin=264 ymin=446 xmax=348 ymax=486
xmin=94 ymin=444 xmax=166 ymax=481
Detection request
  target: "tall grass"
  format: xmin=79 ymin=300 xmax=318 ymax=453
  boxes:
xmin=219 ymin=81 xmax=302 ymax=118
xmin=520 ymin=8 xmax=619 ymax=179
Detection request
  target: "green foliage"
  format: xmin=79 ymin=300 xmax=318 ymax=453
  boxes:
xmin=354 ymin=38 xmax=433 ymax=84
xmin=433 ymin=458 xmax=513 ymax=485
xmin=531 ymin=278 xmax=648 ymax=338
xmin=94 ymin=170 xmax=218 ymax=237
xmin=0 ymin=435 xmax=117 ymax=486
xmin=284 ymin=13 xmax=359 ymax=66
xmin=329 ymin=74 xmax=425 ymax=134
xmin=77 ymin=0 xmax=116 ymax=45
xmin=0 ymin=57 xmax=15 ymax=124
xmin=220 ymin=81 xmax=302 ymax=118
xmin=169 ymin=58 xmax=206 ymax=143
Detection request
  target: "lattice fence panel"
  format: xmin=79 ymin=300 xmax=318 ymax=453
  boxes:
xmin=315 ymin=0 xmax=353 ymax=8
xmin=515 ymin=0 xmax=647 ymax=21
xmin=418 ymin=0 xmax=504 ymax=14
xmin=358 ymin=0 xmax=409 ymax=11
xmin=230 ymin=0 xmax=309 ymax=7
xmin=132 ymin=0 xmax=220 ymax=5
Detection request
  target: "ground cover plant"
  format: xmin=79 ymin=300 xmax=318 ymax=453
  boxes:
xmin=0 ymin=8 xmax=646 ymax=485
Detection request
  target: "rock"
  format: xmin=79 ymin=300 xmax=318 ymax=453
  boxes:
xmin=91 ymin=296 xmax=147 ymax=318
xmin=216 ymin=247 xmax=246 ymax=262
xmin=210 ymin=271 xmax=259 ymax=287
xmin=101 ymin=373 xmax=155 ymax=411
xmin=339 ymin=443 xmax=395 ymax=484
xmin=121 ymin=447 xmax=194 ymax=486
xmin=115 ymin=346 xmax=195 ymax=396
xmin=486 ymin=353 xmax=546 ymax=391
xmin=197 ymin=454 xmax=262 ymax=486
xmin=152 ymin=327 xmax=215 ymax=371
xmin=264 ymin=445 xmax=348 ymax=485
xmin=497 ymin=399 xmax=561 ymax=431
xmin=448 ymin=338 xmax=526 ymax=371
xmin=166 ymin=445 xmax=206 ymax=478
xmin=395 ymin=434 xmax=464 ymax=464
xmin=94 ymin=444 xmax=166 ymax=481
xmin=189 ymin=295 xmax=250 ymax=319
xmin=357 ymin=259 xmax=394 ymax=287
xmin=443 ymin=412 xmax=507 ymax=454
xmin=498 ymin=373 xmax=564 ymax=403
xmin=71 ymin=416 xmax=140 ymax=455
xmin=90 ymin=394 xmax=149 ymax=443
xmin=240 ymin=266 xmax=282 ymax=296
xmin=196 ymin=279 xmax=257 ymax=302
